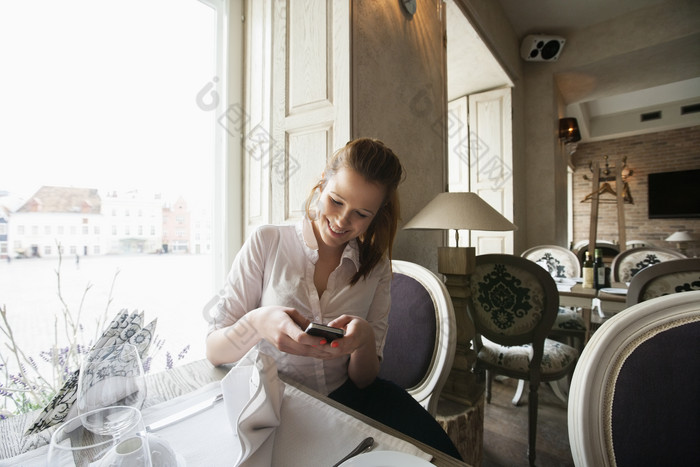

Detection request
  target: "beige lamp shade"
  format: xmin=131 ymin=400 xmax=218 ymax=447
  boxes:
xmin=403 ymin=192 xmax=517 ymax=232
xmin=665 ymin=231 xmax=693 ymax=242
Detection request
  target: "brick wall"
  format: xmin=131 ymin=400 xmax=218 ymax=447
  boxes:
xmin=572 ymin=125 xmax=700 ymax=257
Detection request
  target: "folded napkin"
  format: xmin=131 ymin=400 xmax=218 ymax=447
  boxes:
xmin=222 ymin=349 xmax=285 ymax=467
xmin=26 ymin=310 xmax=156 ymax=435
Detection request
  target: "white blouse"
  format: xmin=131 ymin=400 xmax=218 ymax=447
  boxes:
xmin=206 ymin=217 xmax=392 ymax=394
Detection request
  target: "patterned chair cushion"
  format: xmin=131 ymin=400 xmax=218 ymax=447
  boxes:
xmin=554 ymin=306 xmax=586 ymax=332
xmin=618 ymin=251 xmax=684 ymax=283
xmin=478 ymin=337 xmax=579 ymax=375
xmin=471 ymin=263 xmax=545 ymax=336
xmin=641 ymin=271 xmax=700 ymax=302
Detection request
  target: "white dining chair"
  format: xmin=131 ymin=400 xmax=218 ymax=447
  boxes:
xmin=377 ymin=260 xmax=456 ymax=417
xmin=625 ymin=257 xmax=700 ymax=306
xmin=568 ymin=291 xmax=700 ymax=466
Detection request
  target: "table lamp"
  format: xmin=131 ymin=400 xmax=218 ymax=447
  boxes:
xmin=403 ymin=191 xmax=517 ymax=404
xmin=665 ymin=230 xmax=693 ymax=256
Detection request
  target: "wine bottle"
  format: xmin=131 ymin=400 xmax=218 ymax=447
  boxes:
xmin=582 ymin=251 xmax=594 ymax=289
xmin=594 ymin=248 xmax=605 ymax=290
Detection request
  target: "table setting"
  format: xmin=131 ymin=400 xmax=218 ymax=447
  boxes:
xmin=553 ymin=277 xmax=578 ymax=292
xmin=2 ymin=345 xmax=444 ymax=466
xmin=138 ymin=348 xmax=434 ymax=466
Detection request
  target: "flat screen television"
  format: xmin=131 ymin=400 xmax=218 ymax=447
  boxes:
xmin=648 ymin=169 xmax=700 ymax=219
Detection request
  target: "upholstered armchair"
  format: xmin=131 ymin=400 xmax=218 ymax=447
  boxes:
xmin=521 ymin=245 xmax=586 ymax=339
xmin=466 ymin=254 xmax=579 ymax=466
xmin=378 ymin=260 xmax=456 ymax=417
xmin=521 ymin=244 xmax=581 ymax=279
xmin=611 ymin=246 xmax=686 ymax=283
xmin=519 ymin=245 xmax=586 ymax=405
xmin=569 ymin=291 xmax=700 ymax=466
xmin=625 ymin=257 xmax=700 ymax=306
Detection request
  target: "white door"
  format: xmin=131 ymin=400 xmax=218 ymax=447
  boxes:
xmin=448 ymin=87 xmax=513 ymax=253
xmin=243 ymin=0 xmax=350 ymax=235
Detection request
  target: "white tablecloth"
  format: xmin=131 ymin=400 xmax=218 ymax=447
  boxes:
xmin=1 ymin=379 xmax=432 ymax=466
xmin=141 ymin=380 xmax=432 ymax=466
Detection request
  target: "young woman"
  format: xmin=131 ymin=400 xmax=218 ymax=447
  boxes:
xmin=205 ymin=138 xmax=462 ymax=460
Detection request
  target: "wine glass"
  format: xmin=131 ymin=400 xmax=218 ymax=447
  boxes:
xmin=77 ymin=343 xmax=147 ymax=435
xmin=48 ymin=405 xmax=152 ymax=466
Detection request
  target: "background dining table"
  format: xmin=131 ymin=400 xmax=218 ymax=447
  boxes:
xmin=0 ymin=359 xmax=469 ymax=467
xmin=558 ymin=282 xmax=629 ymax=342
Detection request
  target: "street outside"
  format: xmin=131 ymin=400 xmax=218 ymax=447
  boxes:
xmin=0 ymin=254 xmax=214 ymax=381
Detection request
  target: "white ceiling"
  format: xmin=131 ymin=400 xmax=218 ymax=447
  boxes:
xmin=446 ymin=0 xmax=700 ymax=142
xmin=496 ymin=0 xmax=668 ymax=38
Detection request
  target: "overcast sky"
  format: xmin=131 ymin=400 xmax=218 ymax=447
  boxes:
xmin=0 ymin=0 xmax=217 ymax=207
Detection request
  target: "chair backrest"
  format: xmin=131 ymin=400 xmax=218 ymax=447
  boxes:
xmin=378 ymin=260 xmax=456 ymax=416
xmin=467 ymin=254 xmax=559 ymax=368
xmin=625 ymin=257 xmax=700 ymax=306
xmin=574 ymin=240 xmax=620 ymax=266
xmin=626 ymin=239 xmax=654 ymax=249
xmin=611 ymin=247 xmax=687 ymax=283
xmin=521 ymin=244 xmax=581 ymax=278
xmin=568 ymin=291 xmax=700 ymax=467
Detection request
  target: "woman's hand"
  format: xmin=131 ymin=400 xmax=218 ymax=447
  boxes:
xmin=314 ymin=315 xmax=374 ymax=354
xmin=311 ymin=315 xmax=379 ymax=388
xmin=206 ymin=306 xmax=338 ymax=366
xmin=249 ymin=306 xmax=339 ymax=358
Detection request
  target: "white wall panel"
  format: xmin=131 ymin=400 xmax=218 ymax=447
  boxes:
xmin=286 ymin=127 xmax=331 ymax=219
xmin=288 ymin=0 xmax=328 ymax=113
xmin=244 ymin=0 xmax=272 ymax=232
xmin=270 ymin=0 xmax=349 ymax=225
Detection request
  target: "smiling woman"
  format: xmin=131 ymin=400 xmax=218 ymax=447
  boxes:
xmin=0 ymin=0 xmax=226 ymax=412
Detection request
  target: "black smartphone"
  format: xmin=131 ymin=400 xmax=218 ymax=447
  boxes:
xmin=305 ymin=323 xmax=345 ymax=342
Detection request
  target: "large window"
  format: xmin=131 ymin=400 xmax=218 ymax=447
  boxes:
xmin=0 ymin=0 xmax=225 ymax=380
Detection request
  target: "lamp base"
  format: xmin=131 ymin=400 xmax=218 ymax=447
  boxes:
xmin=437 ymin=246 xmax=484 ymax=406
xmin=438 ymin=246 xmax=475 ymax=275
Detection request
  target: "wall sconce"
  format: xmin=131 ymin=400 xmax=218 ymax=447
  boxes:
xmin=559 ymin=117 xmax=581 ymax=155
xmin=559 ymin=118 xmax=581 ymax=142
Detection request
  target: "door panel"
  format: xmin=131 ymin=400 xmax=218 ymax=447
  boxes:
xmin=245 ymin=0 xmax=349 ymax=235
xmin=469 ymin=87 xmax=513 ymax=254
xmin=271 ymin=0 xmax=349 ymax=225
xmin=448 ymin=87 xmax=513 ymax=253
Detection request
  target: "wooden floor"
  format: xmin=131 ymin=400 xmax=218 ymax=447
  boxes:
xmin=481 ymin=377 xmax=574 ymax=467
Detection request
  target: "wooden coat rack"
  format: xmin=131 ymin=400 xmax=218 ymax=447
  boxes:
xmin=584 ymin=156 xmax=630 ymax=257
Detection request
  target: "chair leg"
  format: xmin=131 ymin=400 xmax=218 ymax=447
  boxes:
xmin=512 ymin=379 xmax=526 ymax=406
xmin=527 ymin=380 xmax=539 ymax=467
xmin=549 ymin=379 xmax=568 ymax=404
xmin=485 ymin=370 xmax=493 ymax=404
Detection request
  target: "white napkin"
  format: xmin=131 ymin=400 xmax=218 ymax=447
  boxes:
xmin=554 ymin=277 xmax=576 ymax=292
xmin=222 ymin=349 xmax=285 ymax=467
xmin=272 ymin=384 xmax=433 ymax=465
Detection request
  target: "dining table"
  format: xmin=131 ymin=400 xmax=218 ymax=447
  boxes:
xmin=557 ymin=281 xmax=629 ymax=342
xmin=0 ymin=358 xmax=469 ymax=467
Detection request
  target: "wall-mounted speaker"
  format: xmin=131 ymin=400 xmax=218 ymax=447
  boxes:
xmin=520 ymin=35 xmax=566 ymax=62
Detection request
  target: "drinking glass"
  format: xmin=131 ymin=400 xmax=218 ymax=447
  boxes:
xmin=47 ymin=405 xmax=152 ymax=466
xmin=77 ymin=343 xmax=146 ymax=435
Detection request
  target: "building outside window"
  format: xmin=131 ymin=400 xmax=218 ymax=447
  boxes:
xmin=0 ymin=0 xmax=228 ymax=390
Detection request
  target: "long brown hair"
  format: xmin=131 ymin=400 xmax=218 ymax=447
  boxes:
xmin=304 ymin=138 xmax=405 ymax=284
